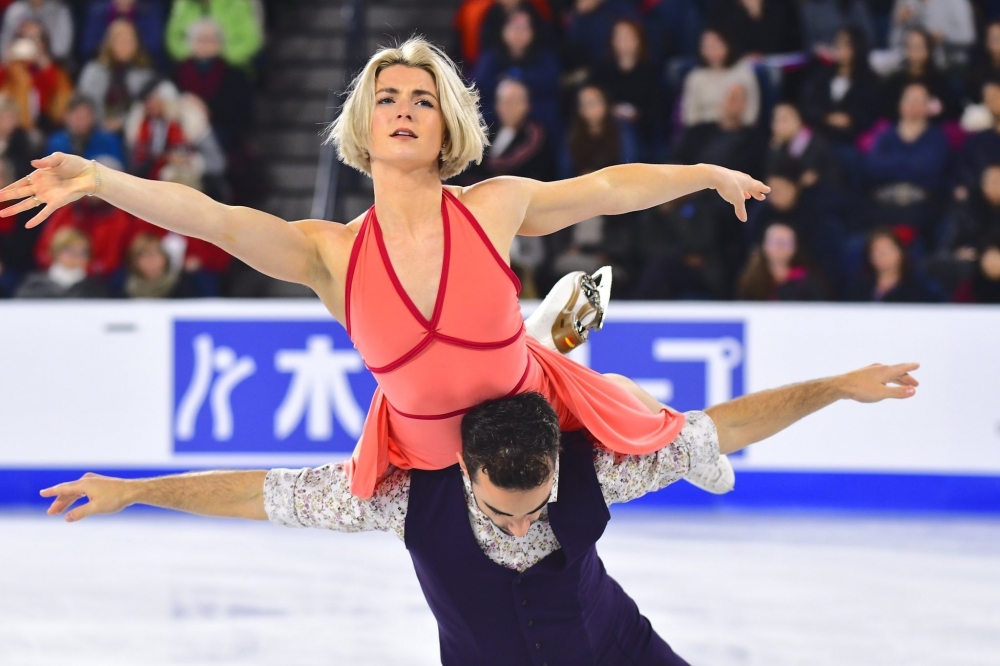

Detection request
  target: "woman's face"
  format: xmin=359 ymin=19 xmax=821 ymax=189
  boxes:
xmin=109 ymin=22 xmax=139 ymax=63
xmin=905 ymin=31 xmax=930 ymax=69
xmin=136 ymin=245 xmax=168 ymax=281
xmin=870 ymin=235 xmax=903 ymax=275
xmin=611 ymin=22 xmax=640 ymax=62
xmin=577 ymin=86 xmax=607 ymax=127
xmin=495 ymin=79 xmax=530 ymax=129
xmin=502 ymin=11 xmax=533 ymax=56
xmin=369 ymin=65 xmax=445 ymax=174
xmin=834 ymin=30 xmax=854 ymax=67
xmin=700 ymin=31 xmax=728 ymax=68
xmin=988 ymin=24 xmax=1000 ymax=61
xmin=771 ymin=104 xmax=802 ymax=143
xmin=56 ymin=240 xmax=89 ymax=271
xmin=763 ymin=224 xmax=797 ymax=266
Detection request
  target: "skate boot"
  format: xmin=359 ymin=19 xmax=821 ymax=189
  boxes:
xmin=525 ymin=266 xmax=612 ymax=354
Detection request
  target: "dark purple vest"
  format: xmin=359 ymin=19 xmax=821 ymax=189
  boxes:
xmin=404 ymin=432 xmax=690 ymax=666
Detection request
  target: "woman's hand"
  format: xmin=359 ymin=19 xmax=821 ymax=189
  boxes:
xmin=707 ymin=165 xmax=769 ymax=222
xmin=0 ymin=152 xmax=99 ymax=228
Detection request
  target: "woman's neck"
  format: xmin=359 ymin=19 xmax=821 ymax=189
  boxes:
xmin=876 ymin=269 xmax=900 ymax=292
xmin=768 ymin=261 xmax=790 ymax=284
xmin=616 ymin=54 xmax=637 ymax=72
xmin=370 ymin=160 xmax=443 ymax=234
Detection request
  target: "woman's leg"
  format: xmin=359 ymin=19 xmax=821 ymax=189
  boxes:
xmin=603 ymin=373 xmax=673 ymax=415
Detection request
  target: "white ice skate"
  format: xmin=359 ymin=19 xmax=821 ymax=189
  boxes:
xmin=525 ymin=266 xmax=612 ymax=353
xmin=683 ymin=455 xmax=736 ymax=495
xmin=527 ymin=267 xmax=736 ymax=495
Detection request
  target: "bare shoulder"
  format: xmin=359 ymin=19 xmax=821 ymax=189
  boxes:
xmin=289 ymin=215 xmax=365 ymax=284
xmin=445 ymin=177 xmax=537 ymax=233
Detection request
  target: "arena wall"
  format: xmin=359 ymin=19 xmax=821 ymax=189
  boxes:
xmin=2 ymin=301 xmax=998 ymax=512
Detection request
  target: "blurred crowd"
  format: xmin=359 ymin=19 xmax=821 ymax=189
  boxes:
xmin=0 ymin=0 xmax=278 ymax=301
xmin=452 ymin=0 xmax=1000 ymax=304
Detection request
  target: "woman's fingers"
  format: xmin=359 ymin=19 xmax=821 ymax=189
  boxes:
xmin=0 ymin=184 xmax=34 ymax=206
xmin=1 ymin=196 xmax=45 ymax=218
xmin=25 ymin=204 xmax=56 ymax=229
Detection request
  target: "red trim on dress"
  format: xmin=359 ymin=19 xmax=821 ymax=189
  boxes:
xmin=442 ymin=189 xmax=522 ymax=295
xmin=434 ymin=325 xmax=524 ymax=350
xmin=365 ymin=332 xmax=435 ymax=375
xmin=343 ymin=209 xmax=371 ymax=339
xmin=372 ymin=207 xmax=447 ymax=329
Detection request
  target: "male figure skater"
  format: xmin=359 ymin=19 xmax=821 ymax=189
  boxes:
xmin=41 ymin=362 xmax=918 ymax=664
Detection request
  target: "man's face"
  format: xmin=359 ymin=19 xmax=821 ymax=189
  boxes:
xmin=899 ymin=84 xmax=930 ymax=123
xmin=459 ymin=457 xmax=554 ymax=538
xmin=495 ymin=79 xmax=529 ymax=129
xmin=66 ymin=104 xmax=95 ymax=136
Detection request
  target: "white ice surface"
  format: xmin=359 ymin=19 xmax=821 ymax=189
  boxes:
xmin=1 ymin=509 xmax=998 ymax=666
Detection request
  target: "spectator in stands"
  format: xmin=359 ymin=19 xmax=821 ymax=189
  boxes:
xmin=705 ymin=0 xmax=801 ymax=56
xmin=849 ymin=227 xmax=944 ymax=301
xmin=474 ymin=78 xmax=553 ymax=181
xmin=966 ymin=22 xmax=1000 ymax=103
xmin=0 ymin=156 xmax=36 ymax=296
xmin=633 ymin=196 xmax=731 ymax=300
xmin=798 ymin=0 xmax=875 ymax=54
xmin=0 ymin=21 xmax=73 ymax=132
xmin=563 ymin=0 xmax=639 ymax=70
xmin=680 ymin=29 xmax=760 ymax=129
xmin=120 ymin=232 xmax=211 ymax=298
xmin=32 ymin=158 xmax=136 ymax=279
xmin=80 ymin=0 xmax=166 ymax=66
xmin=865 ymin=82 xmax=949 ymax=235
xmin=174 ymin=17 xmax=253 ymax=151
xmin=478 ymin=0 xmax=550 ymax=66
xmin=15 ymin=226 xmax=109 ymax=298
xmin=953 ymin=236 xmax=1000 ymax=303
xmin=0 ymin=92 xmax=34 ymax=178
xmin=737 ymin=222 xmax=827 ymax=300
xmin=675 ymin=83 xmax=765 ymax=178
xmin=550 ymin=82 xmax=636 ymax=286
xmin=643 ymin=0 xmax=702 ymax=62
xmin=887 ymin=0 xmax=974 ymax=69
xmin=172 ymin=92 xmax=227 ymax=201
xmin=562 ymin=83 xmax=635 ymax=177
xmin=800 ymin=26 xmax=878 ymax=146
xmin=473 ymin=8 xmax=560 ymax=138
xmin=767 ymin=101 xmax=841 ymax=192
xmin=947 ymin=165 xmax=1000 ymax=255
xmin=166 ymin=0 xmax=263 ymax=69
xmin=45 ymin=95 xmax=125 ymax=164
xmin=592 ymin=19 xmax=661 ymax=154
xmin=880 ymin=28 xmax=959 ymax=121
xmin=125 ymin=79 xmax=187 ymax=180
xmin=0 ymin=0 xmax=72 ymax=62
xmin=957 ymin=78 xmax=1000 ymax=198
xmin=77 ymin=18 xmax=156 ymax=134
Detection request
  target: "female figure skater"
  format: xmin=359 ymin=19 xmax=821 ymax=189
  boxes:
xmin=0 ymin=38 xmax=767 ymax=498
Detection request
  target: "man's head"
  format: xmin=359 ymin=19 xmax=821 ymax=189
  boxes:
xmin=495 ymin=78 xmax=530 ymax=130
xmin=459 ymin=392 xmax=560 ymax=537
xmin=65 ymin=96 xmax=97 ymax=137
xmin=719 ymin=82 xmax=748 ymax=128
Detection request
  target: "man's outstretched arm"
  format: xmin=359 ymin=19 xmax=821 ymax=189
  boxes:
xmin=40 ymin=471 xmax=269 ymax=522
xmin=706 ymin=363 xmax=920 ymax=455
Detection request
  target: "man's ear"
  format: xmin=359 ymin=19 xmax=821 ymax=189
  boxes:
xmin=456 ymin=452 xmax=468 ymax=477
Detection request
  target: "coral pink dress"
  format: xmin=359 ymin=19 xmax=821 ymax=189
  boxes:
xmin=343 ymin=189 xmax=684 ymax=498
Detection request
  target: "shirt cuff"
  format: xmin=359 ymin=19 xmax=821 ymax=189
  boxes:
xmin=263 ymin=468 xmax=306 ymax=528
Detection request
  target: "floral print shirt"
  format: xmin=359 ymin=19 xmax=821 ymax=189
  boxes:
xmin=264 ymin=411 xmax=719 ymax=573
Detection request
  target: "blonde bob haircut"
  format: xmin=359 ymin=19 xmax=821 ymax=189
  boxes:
xmin=324 ymin=37 xmax=489 ymax=180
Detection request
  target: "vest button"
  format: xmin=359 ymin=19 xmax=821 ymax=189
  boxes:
xmin=527 ymin=619 xmax=533 ymax=627
xmin=521 ymin=599 xmax=528 ymax=606
xmin=516 ymin=578 xmax=522 ymax=585
xmin=535 ymin=642 xmax=541 ymax=650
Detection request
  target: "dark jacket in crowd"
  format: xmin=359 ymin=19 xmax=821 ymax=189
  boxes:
xmin=847 ymin=275 xmax=945 ymax=302
xmin=800 ymin=63 xmax=880 ymax=143
xmin=175 ymin=56 xmax=254 ymax=150
xmin=473 ymin=46 xmax=561 ymax=138
xmin=706 ymin=0 xmax=802 ymax=56
xmin=14 ymin=272 xmax=109 ymax=299
xmin=865 ymin=124 xmax=950 ymax=193
xmin=478 ymin=120 xmax=555 ymax=182
xmin=592 ymin=59 xmax=663 ymax=145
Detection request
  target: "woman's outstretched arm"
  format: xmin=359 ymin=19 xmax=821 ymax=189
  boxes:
xmin=0 ymin=153 xmax=333 ymax=288
xmin=471 ymin=163 xmax=769 ymax=237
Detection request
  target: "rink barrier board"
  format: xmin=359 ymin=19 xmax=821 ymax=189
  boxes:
xmin=3 ymin=468 xmax=999 ymax=514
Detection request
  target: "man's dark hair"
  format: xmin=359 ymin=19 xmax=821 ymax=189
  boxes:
xmin=460 ymin=392 xmax=560 ymax=491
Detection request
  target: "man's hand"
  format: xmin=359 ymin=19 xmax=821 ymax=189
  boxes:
xmin=834 ymin=363 xmax=920 ymax=403
xmin=40 ymin=473 xmax=133 ymax=522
